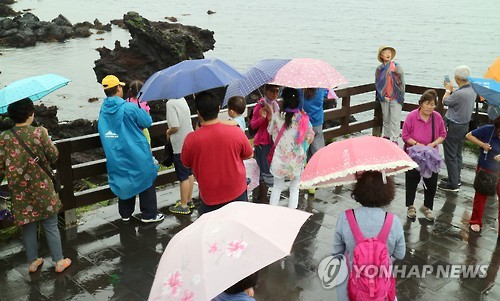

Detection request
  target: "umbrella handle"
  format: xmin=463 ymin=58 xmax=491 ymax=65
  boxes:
xmin=137 ymin=92 xmax=143 ymax=108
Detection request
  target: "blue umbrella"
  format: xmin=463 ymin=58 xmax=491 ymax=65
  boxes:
xmin=138 ymin=58 xmax=244 ymax=102
xmin=0 ymin=73 xmax=71 ymax=113
xmin=223 ymin=59 xmax=290 ymax=106
xmin=468 ymin=77 xmax=500 ymax=106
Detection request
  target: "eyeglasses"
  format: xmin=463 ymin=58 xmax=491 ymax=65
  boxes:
xmin=267 ymin=88 xmax=280 ymax=93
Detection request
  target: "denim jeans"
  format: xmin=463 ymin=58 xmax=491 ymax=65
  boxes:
xmin=307 ymin=125 xmax=325 ymax=160
xmin=254 ymin=144 xmax=274 ymax=186
xmin=22 ymin=214 xmax=63 ymax=263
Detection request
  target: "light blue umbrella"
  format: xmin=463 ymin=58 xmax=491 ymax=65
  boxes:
xmin=0 ymin=73 xmax=71 ymax=113
xmin=223 ymin=59 xmax=290 ymax=106
xmin=138 ymin=58 xmax=244 ymax=102
xmin=468 ymin=77 xmax=500 ymax=106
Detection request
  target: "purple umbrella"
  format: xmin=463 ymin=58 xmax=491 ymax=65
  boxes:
xmin=407 ymin=145 xmax=443 ymax=179
xmin=223 ymin=58 xmax=290 ymax=106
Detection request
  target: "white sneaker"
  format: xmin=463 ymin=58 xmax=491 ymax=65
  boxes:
xmin=141 ymin=213 xmax=164 ymax=223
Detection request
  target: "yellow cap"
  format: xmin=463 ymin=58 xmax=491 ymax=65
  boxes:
xmin=101 ymin=75 xmax=125 ymax=89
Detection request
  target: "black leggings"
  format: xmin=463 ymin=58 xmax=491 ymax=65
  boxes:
xmin=405 ymin=168 xmax=438 ymax=210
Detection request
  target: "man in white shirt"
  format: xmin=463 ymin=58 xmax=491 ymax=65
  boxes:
xmin=166 ymin=98 xmax=195 ymax=214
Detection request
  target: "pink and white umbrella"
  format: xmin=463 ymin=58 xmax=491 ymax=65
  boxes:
xmin=299 ymin=136 xmax=418 ymax=188
xmin=244 ymin=158 xmax=260 ymax=194
xmin=148 ymin=202 xmax=311 ymax=301
xmin=269 ymin=58 xmax=348 ymax=88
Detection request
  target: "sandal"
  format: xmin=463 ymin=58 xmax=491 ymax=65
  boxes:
xmin=407 ymin=206 xmax=417 ymax=219
xmin=55 ymin=258 xmax=72 ymax=273
xmin=29 ymin=258 xmax=43 ymax=273
xmin=469 ymin=224 xmax=481 ymax=233
xmin=420 ymin=205 xmax=435 ymax=221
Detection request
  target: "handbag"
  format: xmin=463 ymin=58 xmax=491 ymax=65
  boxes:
xmin=267 ymin=124 xmax=286 ymax=165
xmin=473 ymin=168 xmax=498 ymax=196
xmin=473 ymin=128 xmax=498 ymax=196
xmin=0 ymin=191 xmax=13 ymax=221
xmin=9 ymin=129 xmax=62 ymax=193
xmin=161 ymin=139 xmax=174 ymax=167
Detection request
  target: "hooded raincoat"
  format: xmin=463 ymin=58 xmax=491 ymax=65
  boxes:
xmin=98 ymin=96 xmax=157 ymax=200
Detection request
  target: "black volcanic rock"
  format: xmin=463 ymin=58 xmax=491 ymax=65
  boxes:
xmin=0 ymin=3 xmax=17 ymax=17
xmin=93 ymin=11 xmax=216 ymax=88
xmin=0 ymin=12 xmax=111 ymax=47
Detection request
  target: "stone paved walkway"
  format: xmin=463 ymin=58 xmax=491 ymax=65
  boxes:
xmin=0 ymin=148 xmax=499 ymax=301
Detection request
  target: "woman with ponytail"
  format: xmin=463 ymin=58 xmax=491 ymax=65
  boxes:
xmin=266 ymin=87 xmax=314 ymax=209
xmin=126 ymin=80 xmax=152 ymax=144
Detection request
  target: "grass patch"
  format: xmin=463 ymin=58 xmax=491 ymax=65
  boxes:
xmin=0 ymin=226 xmax=21 ymax=242
xmin=464 ymin=140 xmax=481 ymax=155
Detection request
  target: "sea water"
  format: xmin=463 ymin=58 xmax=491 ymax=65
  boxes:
xmin=0 ymin=0 xmax=498 ymax=121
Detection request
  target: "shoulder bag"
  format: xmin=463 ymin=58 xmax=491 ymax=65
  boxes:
xmin=9 ymin=129 xmax=61 ymax=193
xmin=473 ymin=128 xmax=498 ymax=196
xmin=161 ymin=139 xmax=174 ymax=167
xmin=473 ymin=168 xmax=498 ymax=196
xmin=267 ymin=124 xmax=286 ymax=165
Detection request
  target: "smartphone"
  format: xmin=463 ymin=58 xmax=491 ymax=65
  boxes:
xmin=444 ymin=75 xmax=451 ymax=83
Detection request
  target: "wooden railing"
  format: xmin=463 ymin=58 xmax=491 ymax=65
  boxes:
xmin=1 ymin=83 xmax=488 ymax=228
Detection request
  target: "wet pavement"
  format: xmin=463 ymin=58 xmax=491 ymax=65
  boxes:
xmin=1 ymin=148 xmax=499 ymax=301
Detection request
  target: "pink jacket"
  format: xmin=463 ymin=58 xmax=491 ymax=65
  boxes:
xmin=250 ymin=99 xmax=279 ymax=145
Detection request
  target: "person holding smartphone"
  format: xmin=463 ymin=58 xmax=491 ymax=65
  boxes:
xmin=438 ymin=66 xmax=477 ymax=192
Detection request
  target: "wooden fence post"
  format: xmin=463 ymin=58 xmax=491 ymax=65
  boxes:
xmin=55 ymin=140 xmax=77 ymax=232
xmin=372 ymin=100 xmax=383 ymax=137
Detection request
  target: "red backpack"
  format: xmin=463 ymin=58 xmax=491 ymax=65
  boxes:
xmin=345 ymin=209 xmax=396 ymax=301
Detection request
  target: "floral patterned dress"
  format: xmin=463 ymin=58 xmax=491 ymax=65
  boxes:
xmin=268 ymin=111 xmax=314 ymax=179
xmin=0 ymin=126 xmax=61 ymax=226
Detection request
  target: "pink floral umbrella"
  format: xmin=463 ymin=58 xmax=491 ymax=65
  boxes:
xmin=269 ymin=58 xmax=348 ymax=88
xmin=299 ymin=136 xmax=418 ymax=188
xmin=148 ymin=202 xmax=311 ymax=301
xmin=244 ymin=158 xmax=260 ymax=194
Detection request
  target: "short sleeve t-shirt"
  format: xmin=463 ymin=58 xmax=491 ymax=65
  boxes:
xmin=471 ymin=125 xmax=500 ymax=172
xmin=233 ymin=115 xmax=246 ymax=131
xmin=166 ymin=98 xmax=194 ymax=154
xmin=182 ymin=122 xmax=253 ymax=205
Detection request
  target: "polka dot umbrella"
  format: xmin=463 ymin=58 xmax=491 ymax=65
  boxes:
xmin=269 ymin=58 xmax=348 ymax=89
xmin=0 ymin=73 xmax=71 ymax=113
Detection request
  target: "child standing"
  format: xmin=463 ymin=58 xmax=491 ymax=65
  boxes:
xmin=126 ymin=80 xmax=151 ymax=144
xmin=332 ymin=171 xmax=405 ymax=300
xmin=223 ymin=96 xmax=260 ymax=196
xmin=224 ymin=96 xmax=247 ymax=131
xmin=267 ymin=87 xmax=314 ymax=209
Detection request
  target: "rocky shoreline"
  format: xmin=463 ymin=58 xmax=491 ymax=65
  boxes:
xmin=0 ymin=5 xmax=218 ymax=142
xmin=0 ymin=6 xmax=347 ymax=156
